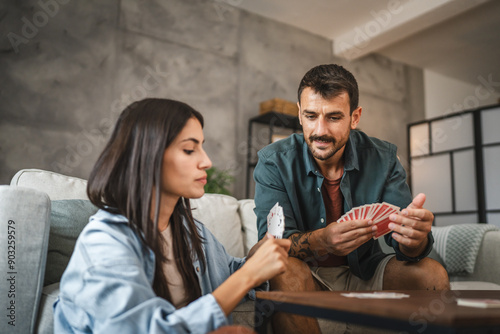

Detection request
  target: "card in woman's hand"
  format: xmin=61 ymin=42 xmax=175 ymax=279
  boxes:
xmin=267 ymin=202 xmax=284 ymax=239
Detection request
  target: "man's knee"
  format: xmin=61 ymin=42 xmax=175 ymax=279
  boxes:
xmin=384 ymin=257 xmax=450 ymax=290
xmin=270 ymin=257 xmax=316 ymax=292
xmin=417 ymin=257 xmax=450 ymax=290
xmin=402 ymin=257 xmax=449 ymax=290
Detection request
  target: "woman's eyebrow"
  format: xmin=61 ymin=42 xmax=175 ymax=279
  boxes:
xmin=181 ymin=138 xmax=205 ymax=144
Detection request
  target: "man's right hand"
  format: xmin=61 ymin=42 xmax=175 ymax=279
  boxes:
xmin=320 ymin=219 xmax=375 ymax=256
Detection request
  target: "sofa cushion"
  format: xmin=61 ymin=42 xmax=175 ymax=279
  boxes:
xmin=35 ymin=283 xmax=59 ymax=334
xmin=450 ymin=281 xmax=500 ymax=290
xmin=191 ymin=194 xmax=245 ymax=258
xmin=44 ymin=200 xmax=97 ymax=286
xmin=238 ymin=199 xmax=258 ymax=255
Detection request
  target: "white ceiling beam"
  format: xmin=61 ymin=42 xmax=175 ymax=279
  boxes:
xmin=333 ymin=0 xmax=489 ymax=60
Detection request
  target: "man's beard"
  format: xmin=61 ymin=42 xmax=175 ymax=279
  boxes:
xmin=307 ymin=134 xmax=342 ymax=161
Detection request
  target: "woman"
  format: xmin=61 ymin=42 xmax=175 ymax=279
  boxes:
xmin=53 ymin=98 xmax=290 ymax=333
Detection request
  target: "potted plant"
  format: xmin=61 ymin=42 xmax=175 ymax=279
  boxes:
xmin=204 ymin=167 xmax=234 ymax=195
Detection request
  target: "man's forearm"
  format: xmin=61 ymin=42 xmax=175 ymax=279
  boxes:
xmin=288 ymin=230 xmax=328 ymax=263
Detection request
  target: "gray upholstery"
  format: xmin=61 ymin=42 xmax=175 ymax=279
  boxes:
xmin=34 ymin=283 xmax=59 ymax=334
xmin=44 ymin=200 xmax=97 ymax=286
xmin=10 ymin=169 xmax=88 ymax=200
xmin=0 ymin=186 xmax=51 ymax=334
xmin=449 ymin=231 xmax=500 ymax=285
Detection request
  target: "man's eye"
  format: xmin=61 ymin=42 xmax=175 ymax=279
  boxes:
xmin=329 ymin=117 xmax=340 ymax=121
xmin=183 ymin=150 xmax=194 ymax=155
xmin=305 ymin=115 xmax=316 ymax=119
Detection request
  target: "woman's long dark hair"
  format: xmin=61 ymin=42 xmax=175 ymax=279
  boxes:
xmin=87 ymin=98 xmax=206 ymax=303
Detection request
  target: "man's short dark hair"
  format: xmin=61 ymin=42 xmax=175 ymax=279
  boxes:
xmin=297 ymin=64 xmax=359 ymax=114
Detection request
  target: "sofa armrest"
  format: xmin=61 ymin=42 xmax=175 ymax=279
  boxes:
xmin=0 ymin=186 xmax=51 ymax=334
xmin=11 ymin=169 xmax=88 ymax=200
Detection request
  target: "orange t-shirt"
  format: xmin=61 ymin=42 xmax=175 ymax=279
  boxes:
xmin=317 ymin=174 xmax=348 ymax=266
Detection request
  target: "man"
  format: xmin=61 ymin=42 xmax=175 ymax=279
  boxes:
xmin=253 ymin=64 xmax=449 ymax=333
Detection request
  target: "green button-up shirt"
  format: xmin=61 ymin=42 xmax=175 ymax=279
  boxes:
xmin=254 ymin=130 xmax=433 ymax=280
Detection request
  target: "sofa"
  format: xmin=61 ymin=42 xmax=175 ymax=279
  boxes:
xmin=2 ymin=168 xmax=500 ymax=334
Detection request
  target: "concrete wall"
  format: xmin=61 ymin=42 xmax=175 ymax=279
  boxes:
xmin=424 ymin=70 xmax=500 ymax=119
xmin=0 ymin=0 xmax=424 ymax=199
xmin=337 ymin=55 xmax=425 ymax=173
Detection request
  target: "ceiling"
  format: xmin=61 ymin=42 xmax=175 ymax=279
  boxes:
xmin=234 ymin=0 xmax=500 ymax=86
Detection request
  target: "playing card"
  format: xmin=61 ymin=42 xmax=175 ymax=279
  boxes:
xmin=354 ymin=207 xmax=361 ymax=220
xmin=372 ymin=216 xmax=393 ymax=239
xmin=267 ymin=202 xmax=284 ymax=239
xmin=337 ymin=202 xmax=400 ymax=239
xmin=360 ymin=205 xmax=367 ymax=219
xmin=338 ymin=208 xmax=353 ymax=223
xmin=372 ymin=203 xmax=400 ymax=239
xmin=457 ymin=298 xmax=500 ymax=308
xmin=348 ymin=210 xmax=355 ymax=220
xmin=367 ymin=203 xmax=379 ymax=219
xmin=371 ymin=203 xmax=393 ymax=221
xmin=341 ymin=292 xmax=410 ymax=299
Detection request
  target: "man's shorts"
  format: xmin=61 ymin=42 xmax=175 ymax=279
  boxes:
xmin=310 ymin=254 xmax=395 ymax=291
xmin=309 ymin=255 xmax=397 ymax=333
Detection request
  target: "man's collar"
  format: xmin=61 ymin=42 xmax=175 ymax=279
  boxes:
xmin=303 ymin=138 xmax=319 ymax=176
xmin=302 ymin=131 xmax=360 ymax=176
xmin=344 ymin=131 xmax=359 ymax=172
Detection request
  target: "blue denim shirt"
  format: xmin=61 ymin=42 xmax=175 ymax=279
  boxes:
xmin=254 ymin=131 xmax=433 ymax=280
xmin=53 ymin=209 xmax=250 ymax=333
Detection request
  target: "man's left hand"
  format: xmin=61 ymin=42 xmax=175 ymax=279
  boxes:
xmin=387 ymin=193 xmax=433 ymax=258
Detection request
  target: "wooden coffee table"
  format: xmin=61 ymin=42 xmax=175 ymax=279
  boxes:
xmin=254 ymin=290 xmax=500 ymax=333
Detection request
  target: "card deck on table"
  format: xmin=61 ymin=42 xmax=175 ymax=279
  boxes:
xmin=341 ymin=292 xmax=410 ymax=299
xmin=338 ymin=202 xmax=400 ymax=239
xmin=267 ymin=202 xmax=285 ymax=239
xmin=457 ymin=298 xmax=500 ymax=308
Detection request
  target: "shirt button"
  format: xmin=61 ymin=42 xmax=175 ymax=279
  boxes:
xmin=317 ymin=188 xmax=321 ymax=192
xmin=196 ymin=267 xmax=200 ymax=272
xmin=321 ymin=218 xmax=325 ymax=223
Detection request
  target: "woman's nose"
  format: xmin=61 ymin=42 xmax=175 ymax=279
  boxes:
xmin=200 ymin=149 xmax=212 ymax=170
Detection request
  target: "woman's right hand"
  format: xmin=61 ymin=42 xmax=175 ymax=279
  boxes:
xmin=212 ymin=234 xmax=291 ymax=316
xmin=241 ymin=234 xmax=291 ymax=287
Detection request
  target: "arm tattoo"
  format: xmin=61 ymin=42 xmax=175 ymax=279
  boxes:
xmin=289 ymin=232 xmax=317 ymax=260
xmin=289 ymin=232 xmax=331 ymax=267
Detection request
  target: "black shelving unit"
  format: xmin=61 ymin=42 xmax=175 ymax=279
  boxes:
xmin=246 ymin=112 xmax=302 ymax=198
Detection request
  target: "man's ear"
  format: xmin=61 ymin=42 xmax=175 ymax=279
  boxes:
xmin=297 ymin=101 xmax=302 ymax=125
xmin=351 ymin=106 xmax=362 ymax=129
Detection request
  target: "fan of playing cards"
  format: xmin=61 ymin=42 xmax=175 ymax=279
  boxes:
xmin=338 ymin=202 xmax=400 ymax=239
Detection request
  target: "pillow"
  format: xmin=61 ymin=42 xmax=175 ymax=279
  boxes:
xmin=44 ymin=200 xmax=98 ymax=286
xmin=190 ymin=194 xmax=245 ymax=258
xmin=238 ymin=199 xmax=258 ymax=255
